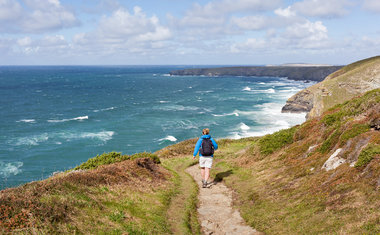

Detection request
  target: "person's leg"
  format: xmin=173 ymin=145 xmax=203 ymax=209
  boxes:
xmin=201 ymin=167 xmax=205 ymax=180
xmin=205 ymin=167 xmax=210 ymax=182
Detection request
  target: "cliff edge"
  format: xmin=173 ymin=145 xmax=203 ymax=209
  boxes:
xmin=282 ymin=56 xmax=380 ymax=118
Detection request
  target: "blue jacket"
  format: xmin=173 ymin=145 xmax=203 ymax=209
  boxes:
xmin=193 ymin=135 xmax=218 ymax=157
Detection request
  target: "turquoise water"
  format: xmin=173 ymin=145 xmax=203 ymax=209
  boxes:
xmin=0 ymin=66 xmax=312 ymax=189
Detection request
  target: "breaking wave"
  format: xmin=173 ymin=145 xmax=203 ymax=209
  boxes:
xmin=16 ymin=119 xmax=36 ymax=123
xmin=48 ymin=116 xmax=89 ymax=123
xmin=158 ymin=135 xmax=177 ymax=142
xmin=0 ymin=161 xmax=23 ymax=178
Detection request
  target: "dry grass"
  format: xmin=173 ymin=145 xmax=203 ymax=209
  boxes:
xmin=0 ymin=158 xmax=171 ymax=233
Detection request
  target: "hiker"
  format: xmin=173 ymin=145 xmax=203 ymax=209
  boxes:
xmin=193 ymin=128 xmax=218 ymax=188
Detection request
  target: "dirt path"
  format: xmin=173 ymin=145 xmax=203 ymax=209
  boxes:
xmin=186 ymin=165 xmax=260 ymax=235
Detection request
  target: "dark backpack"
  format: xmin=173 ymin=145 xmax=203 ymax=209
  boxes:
xmin=200 ymin=139 xmax=214 ymax=156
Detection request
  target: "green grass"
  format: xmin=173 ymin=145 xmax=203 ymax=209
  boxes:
xmin=340 ymin=124 xmax=370 ymax=144
xmin=319 ymin=128 xmax=342 ymax=153
xmin=73 ymin=152 xmax=160 ymax=170
xmin=258 ymin=127 xmax=297 ymax=155
xmin=355 ymin=144 xmax=380 ymax=167
xmin=161 ymin=157 xmax=201 ymax=235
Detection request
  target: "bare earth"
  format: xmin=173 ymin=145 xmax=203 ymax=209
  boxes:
xmin=186 ymin=165 xmax=261 ymax=235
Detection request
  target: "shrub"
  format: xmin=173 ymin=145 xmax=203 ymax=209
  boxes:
xmin=322 ymin=112 xmax=345 ymax=126
xmin=258 ymin=127 xmax=297 ymax=155
xmin=74 ymin=152 xmax=160 ymax=170
xmin=319 ymin=129 xmax=342 ymax=154
xmin=131 ymin=152 xmax=161 ymax=164
xmin=340 ymin=124 xmax=370 ymax=144
xmin=355 ymin=144 xmax=380 ymax=167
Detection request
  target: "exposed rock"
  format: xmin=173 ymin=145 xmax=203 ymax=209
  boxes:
xmin=282 ymin=89 xmax=314 ymax=113
xmin=370 ymin=117 xmax=380 ymax=130
xmin=303 ymin=144 xmax=318 ymax=158
xmin=346 ymin=136 xmax=371 ymax=167
xmin=322 ymin=148 xmax=346 ymax=171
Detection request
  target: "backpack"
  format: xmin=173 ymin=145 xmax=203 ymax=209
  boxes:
xmin=200 ymin=139 xmax=214 ymax=156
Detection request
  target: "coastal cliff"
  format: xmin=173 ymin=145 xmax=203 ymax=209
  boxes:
xmin=170 ymin=65 xmax=343 ymax=82
xmin=282 ymin=56 xmax=380 ymax=118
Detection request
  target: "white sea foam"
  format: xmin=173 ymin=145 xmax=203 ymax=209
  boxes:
xmin=195 ymin=90 xmax=214 ymax=94
xmin=266 ymin=88 xmax=275 ymax=93
xmin=239 ymin=123 xmax=250 ymax=131
xmin=161 ymin=120 xmax=199 ymax=131
xmin=17 ymin=119 xmax=36 ymax=123
xmin=227 ymin=102 xmax=307 ymax=139
xmin=14 ymin=133 xmax=49 ymax=146
xmin=158 ymin=135 xmax=177 ymax=142
xmin=159 ymin=101 xmax=169 ymax=103
xmin=212 ymin=112 xmax=239 ymax=117
xmin=93 ymin=107 xmax=115 ymax=112
xmin=61 ymin=131 xmax=115 ymax=142
xmin=162 ymin=74 xmax=171 ymax=77
xmin=0 ymin=161 xmax=23 ymax=178
xmin=243 ymin=86 xmax=251 ymax=91
xmin=48 ymin=116 xmax=89 ymax=123
xmin=157 ymin=105 xmax=199 ymax=111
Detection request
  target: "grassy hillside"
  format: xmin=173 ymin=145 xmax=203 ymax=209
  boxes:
xmin=0 ymin=152 xmax=200 ymax=234
xmin=159 ymin=89 xmax=380 ymax=234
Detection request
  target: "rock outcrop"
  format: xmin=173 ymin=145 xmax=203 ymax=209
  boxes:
xmin=282 ymin=56 xmax=380 ymax=118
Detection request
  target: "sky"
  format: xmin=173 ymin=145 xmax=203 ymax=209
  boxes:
xmin=0 ymin=0 xmax=380 ymax=65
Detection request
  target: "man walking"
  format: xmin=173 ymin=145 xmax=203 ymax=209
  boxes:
xmin=193 ymin=128 xmax=218 ymax=188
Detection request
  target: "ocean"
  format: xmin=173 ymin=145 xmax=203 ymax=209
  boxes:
xmin=0 ymin=66 xmax=313 ymax=189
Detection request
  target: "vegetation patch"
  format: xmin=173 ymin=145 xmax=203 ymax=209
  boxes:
xmin=74 ymin=152 xmax=160 ymax=170
xmin=319 ymin=129 xmax=342 ymax=153
xmin=258 ymin=127 xmax=297 ymax=155
xmin=355 ymin=144 xmax=380 ymax=167
xmin=0 ymin=158 xmax=171 ymax=233
xmin=340 ymin=123 xmax=370 ymax=145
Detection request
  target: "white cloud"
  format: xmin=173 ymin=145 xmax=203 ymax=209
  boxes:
xmin=0 ymin=0 xmax=22 ymax=21
xmin=230 ymin=15 xmax=271 ymax=30
xmin=292 ymin=0 xmax=353 ymax=18
xmin=230 ymin=38 xmax=267 ymax=52
xmin=362 ymin=0 xmax=380 ymax=13
xmin=97 ymin=7 xmax=171 ymax=41
xmin=231 ymin=20 xmax=329 ymax=53
xmin=0 ymin=0 xmax=79 ymax=33
xmin=17 ymin=37 xmax=32 ymax=47
xmin=274 ymin=6 xmax=296 ymax=18
xmin=284 ymin=21 xmax=327 ymax=40
xmin=176 ymin=0 xmax=281 ymax=28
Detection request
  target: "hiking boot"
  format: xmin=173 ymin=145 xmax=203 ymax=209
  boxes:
xmin=202 ymin=180 xmax=207 ymax=188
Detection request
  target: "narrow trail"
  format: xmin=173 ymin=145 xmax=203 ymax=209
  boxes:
xmin=186 ymin=165 xmax=261 ymax=235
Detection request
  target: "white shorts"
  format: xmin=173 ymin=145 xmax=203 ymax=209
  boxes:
xmin=199 ymin=156 xmax=213 ymax=168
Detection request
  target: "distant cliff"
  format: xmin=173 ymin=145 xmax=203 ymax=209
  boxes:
xmin=170 ymin=65 xmax=343 ymax=82
xmin=282 ymin=56 xmax=380 ymax=118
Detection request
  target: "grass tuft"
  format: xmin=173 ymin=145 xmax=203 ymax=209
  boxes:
xmin=74 ymin=152 xmax=160 ymax=170
xmin=355 ymin=144 xmax=380 ymax=167
xmin=258 ymin=127 xmax=297 ymax=155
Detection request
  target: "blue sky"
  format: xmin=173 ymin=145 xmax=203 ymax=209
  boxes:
xmin=0 ymin=0 xmax=379 ymax=65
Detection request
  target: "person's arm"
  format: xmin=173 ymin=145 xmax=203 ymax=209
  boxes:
xmin=211 ymin=138 xmax=218 ymax=150
xmin=193 ymin=139 xmax=202 ymax=158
